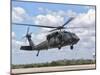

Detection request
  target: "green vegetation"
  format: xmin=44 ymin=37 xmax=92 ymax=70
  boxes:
xmin=12 ymin=59 xmax=95 ymax=69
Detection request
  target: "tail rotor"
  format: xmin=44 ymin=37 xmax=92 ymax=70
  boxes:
xmin=21 ymin=27 xmax=32 ymax=44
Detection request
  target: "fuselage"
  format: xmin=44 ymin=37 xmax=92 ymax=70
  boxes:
xmin=34 ymin=31 xmax=80 ymax=50
xmin=20 ymin=31 xmax=80 ymax=51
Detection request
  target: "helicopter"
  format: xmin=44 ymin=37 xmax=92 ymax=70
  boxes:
xmin=13 ymin=17 xmax=81 ymax=56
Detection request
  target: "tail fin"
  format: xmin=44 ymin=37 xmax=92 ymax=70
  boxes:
xmin=27 ymin=36 xmax=35 ymax=48
xmin=20 ymin=37 xmax=35 ymax=50
xmin=21 ymin=27 xmax=35 ymax=50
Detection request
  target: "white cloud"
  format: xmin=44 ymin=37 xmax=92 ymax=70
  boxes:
xmin=12 ymin=40 xmax=22 ymax=50
xmin=66 ymin=10 xmax=77 ymax=17
xmin=33 ymin=14 xmax=64 ymax=27
xmin=33 ymin=8 xmax=78 ymax=29
xmin=12 ymin=7 xmax=28 ymax=22
xmin=69 ymin=9 xmax=95 ymax=27
xmin=38 ymin=7 xmax=77 ymax=17
xmin=12 ymin=32 xmax=16 ymax=39
xmin=12 ymin=32 xmax=27 ymax=53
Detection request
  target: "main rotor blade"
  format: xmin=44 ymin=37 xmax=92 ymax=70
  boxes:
xmin=65 ymin=26 xmax=93 ymax=29
xmin=49 ymin=26 xmax=93 ymax=32
xmin=62 ymin=17 xmax=74 ymax=26
xmin=12 ymin=23 xmax=57 ymax=28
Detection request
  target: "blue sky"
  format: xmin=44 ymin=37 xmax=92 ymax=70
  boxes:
xmin=12 ymin=1 xmax=96 ymax=64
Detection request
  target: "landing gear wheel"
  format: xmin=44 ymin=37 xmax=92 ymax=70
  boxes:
xmin=58 ymin=47 xmax=61 ymax=50
xmin=70 ymin=45 xmax=73 ymax=50
xmin=58 ymin=45 xmax=61 ymax=50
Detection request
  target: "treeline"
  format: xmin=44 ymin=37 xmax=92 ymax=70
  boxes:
xmin=12 ymin=59 xmax=95 ymax=69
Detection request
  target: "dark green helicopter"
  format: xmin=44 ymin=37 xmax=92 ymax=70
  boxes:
xmin=13 ymin=17 xmax=82 ymax=56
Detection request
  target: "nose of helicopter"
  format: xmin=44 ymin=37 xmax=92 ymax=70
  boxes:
xmin=74 ymin=35 xmax=80 ymax=43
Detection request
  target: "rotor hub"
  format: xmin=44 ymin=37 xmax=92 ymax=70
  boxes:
xmin=57 ymin=26 xmax=64 ymax=30
xmin=26 ymin=34 xmax=31 ymax=39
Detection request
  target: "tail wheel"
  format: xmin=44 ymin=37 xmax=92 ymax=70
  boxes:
xmin=36 ymin=50 xmax=40 ymax=56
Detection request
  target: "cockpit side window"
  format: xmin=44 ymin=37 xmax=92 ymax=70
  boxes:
xmin=71 ymin=33 xmax=76 ymax=38
xmin=65 ymin=32 xmax=72 ymax=38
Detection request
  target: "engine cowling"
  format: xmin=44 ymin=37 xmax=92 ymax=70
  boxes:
xmin=46 ymin=32 xmax=59 ymax=41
